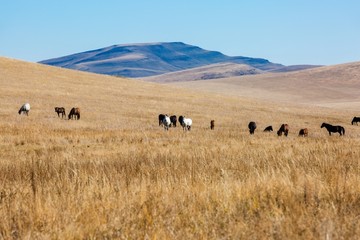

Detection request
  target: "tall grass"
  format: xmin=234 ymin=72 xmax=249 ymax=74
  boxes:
xmin=1 ymin=120 xmax=360 ymax=239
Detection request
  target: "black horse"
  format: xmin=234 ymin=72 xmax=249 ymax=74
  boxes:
xmin=263 ymin=125 xmax=273 ymax=132
xmin=351 ymin=117 xmax=360 ymax=125
xmin=158 ymin=114 xmax=166 ymax=126
xmin=248 ymin=121 xmax=257 ymax=134
xmin=321 ymin=122 xmax=345 ymax=136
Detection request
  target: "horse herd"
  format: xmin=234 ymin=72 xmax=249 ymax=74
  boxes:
xmin=17 ymin=103 xmax=360 ymax=136
xmin=158 ymin=114 xmax=192 ymax=131
xmin=18 ymin=103 xmax=80 ymax=120
xmin=54 ymin=107 xmax=80 ymax=120
xmin=158 ymin=113 xmax=360 ymax=137
xmin=54 ymin=107 xmax=81 ymax=120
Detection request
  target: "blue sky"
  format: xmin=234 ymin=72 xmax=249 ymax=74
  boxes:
xmin=1 ymin=0 xmax=359 ymax=65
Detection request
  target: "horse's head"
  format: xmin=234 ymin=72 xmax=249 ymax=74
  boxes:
xmin=321 ymin=123 xmax=326 ymax=128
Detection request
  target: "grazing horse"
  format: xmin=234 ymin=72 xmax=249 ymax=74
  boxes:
xmin=351 ymin=117 xmax=360 ymax=125
xmin=321 ymin=122 xmax=345 ymax=136
xmin=55 ymin=107 xmax=66 ymax=118
xmin=170 ymin=115 xmax=177 ymax=127
xmin=179 ymin=115 xmax=192 ymax=131
xmin=158 ymin=114 xmax=166 ymax=126
xmin=162 ymin=115 xmax=171 ymax=130
xmin=277 ymin=124 xmax=289 ymax=137
xmin=68 ymin=107 xmax=80 ymax=120
xmin=248 ymin=121 xmax=257 ymax=134
xmin=18 ymin=103 xmax=30 ymax=116
xmin=298 ymin=128 xmax=308 ymax=137
xmin=210 ymin=120 xmax=215 ymax=130
xmin=263 ymin=125 xmax=273 ymax=132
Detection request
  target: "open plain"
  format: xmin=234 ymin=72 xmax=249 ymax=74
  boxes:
xmin=1 ymin=57 xmax=360 ymax=239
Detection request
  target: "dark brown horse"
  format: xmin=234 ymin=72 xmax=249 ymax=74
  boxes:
xmin=170 ymin=115 xmax=177 ymax=127
xmin=277 ymin=124 xmax=289 ymax=137
xmin=321 ymin=123 xmax=345 ymax=136
xmin=55 ymin=107 xmax=66 ymax=118
xmin=298 ymin=128 xmax=308 ymax=137
xmin=68 ymin=107 xmax=80 ymax=120
xmin=210 ymin=120 xmax=215 ymax=130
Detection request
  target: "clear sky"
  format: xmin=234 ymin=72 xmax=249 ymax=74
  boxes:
xmin=1 ymin=0 xmax=359 ymax=65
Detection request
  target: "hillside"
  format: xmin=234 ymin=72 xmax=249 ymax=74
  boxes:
xmin=142 ymin=62 xmax=263 ymax=82
xmin=170 ymin=61 xmax=360 ymax=110
xmin=1 ymin=57 xmax=360 ymax=239
xmin=39 ymin=42 xmax=283 ymax=78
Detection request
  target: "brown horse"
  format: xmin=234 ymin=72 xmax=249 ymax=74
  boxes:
xmin=277 ymin=124 xmax=289 ymax=137
xmin=55 ymin=107 xmax=66 ymax=118
xmin=298 ymin=128 xmax=308 ymax=137
xmin=68 ymin=107 xmax=80 ymax=120
xmin=170 ymin=115 xmax=177 ymax=127
xmin=210 ymin=120 xmax=215 ymax=130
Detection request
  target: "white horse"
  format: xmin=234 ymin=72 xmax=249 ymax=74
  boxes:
xmin=18 ymin=103 xmax=30 ymax=116
xmin=162 ymin=115 xmax=171 ymax=130
xmin=179 ymin=115 xmax=192 ymax=131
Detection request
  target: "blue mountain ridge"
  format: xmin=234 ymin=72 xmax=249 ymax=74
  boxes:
xmin=39 ymin=42 xmax=284 ymax=78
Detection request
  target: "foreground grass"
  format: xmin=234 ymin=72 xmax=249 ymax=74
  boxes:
xmin=1 ymin=120 xmax=360 ymax=239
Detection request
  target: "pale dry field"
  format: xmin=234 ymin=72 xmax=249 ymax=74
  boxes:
xmin=1 ymin=57 xmax=360 ymax=239
xmin=169 ymin=61 xmax=360 ymax=111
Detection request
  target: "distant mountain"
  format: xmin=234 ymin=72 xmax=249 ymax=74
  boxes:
xmin=142 ymin=63 xmax=263 ymax=83
xmin=39 ymin=42 xmax=284 ymax=78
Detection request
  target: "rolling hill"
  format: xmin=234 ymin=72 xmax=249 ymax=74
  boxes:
xmin=39 ymin=42 xmax=284 ymax=78
xmin=169 ymin=61 xmax=360 ymax=110
xmin=142 ymin=62 xmax=263 ymax=83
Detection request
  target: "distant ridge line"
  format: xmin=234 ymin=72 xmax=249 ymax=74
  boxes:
xmin=39 ymin=42 xmax=287 ymax=78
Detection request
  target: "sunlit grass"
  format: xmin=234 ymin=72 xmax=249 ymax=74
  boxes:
xmin=1 ymin=57 xmax=360 ymax=239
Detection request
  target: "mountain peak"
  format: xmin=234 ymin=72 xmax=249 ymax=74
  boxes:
xmin=40 ymin=42 xmax=283 ymax=78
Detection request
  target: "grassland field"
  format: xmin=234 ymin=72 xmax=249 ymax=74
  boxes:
xmin=1 ymin=57 xmax=360 ymax=239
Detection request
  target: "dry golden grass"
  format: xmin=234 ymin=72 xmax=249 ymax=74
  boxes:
xmin=169 ymin=61 xmax=360 ymax=110
xmin=1 ymin=57 xmax=360 ymax=239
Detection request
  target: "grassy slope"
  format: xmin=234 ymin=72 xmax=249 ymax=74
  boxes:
xmin=1 ymin=57 xmax=360 ymax=239
xmin=141 ymin=63 xmax=263 ymax=82
xmin=170 ymin=61 xmax=360 ymax=110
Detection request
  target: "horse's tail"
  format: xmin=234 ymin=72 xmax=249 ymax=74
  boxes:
xmin=342 ymin=127 xmax=345 ymax=135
